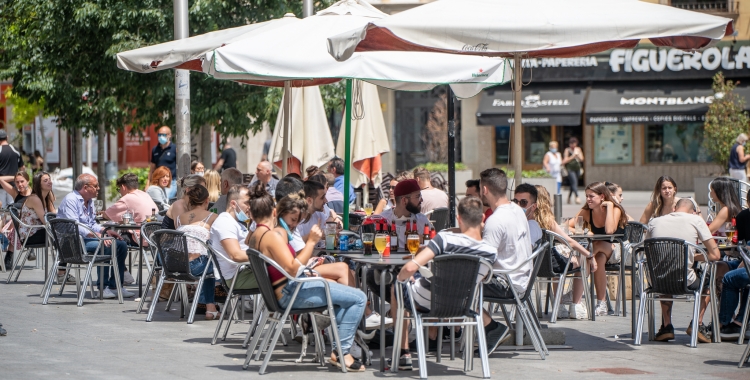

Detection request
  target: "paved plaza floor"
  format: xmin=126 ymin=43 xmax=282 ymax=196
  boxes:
xmin=1 ymin=265 xmax=748 ymax=379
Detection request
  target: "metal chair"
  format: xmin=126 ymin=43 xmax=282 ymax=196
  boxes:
xmin=42 ymin=218 xmax=124 ymax=307
xmin=485 ymin=241 xmax=550 ymax=359
xmin=633 ymin=238 xmax=717 ymax=348
xmin=136 ymin=222 xmax=163 ymax=314
xmin=6 ymin=206 xmax=49 ymax=283
xmin=395 ymin=254 xmax=494 ymax=379
xmin=735 ymin=245 xmax=750 ymax=346
xmin=146 ymin=229 xmax=215 ymax=324
xmin=243 ymin=248 xmax=346 ymax=375
xmin=208 ymin=248 xmax=261 ymax=345
xmin=39 ymin=212 xmax=58 ymax=296
xmin=536 ymin=230 xmax=592 ymax=323
xmin=428 ymin=207 xmax=451 ymax=232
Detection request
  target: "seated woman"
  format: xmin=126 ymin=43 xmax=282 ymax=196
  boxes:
xmin=176 ymin=185 xmax=219 ymax=320
xmin=639 ymin=176 xmax=679 ymax=224
xmin=7 ymin=172 xmax=59 ymax=277
xmin=1 ymin=171 xmax=33 ymax=266
xmin=204 ymin=170 xmax=221 ymax=203
xmin=246 ymin=183 xmax=367 ymax=371
xmin=533 ymin=185 xmax=594 ymax=319
xmin=162 ymin=175 xmax=207 ymax=230
xmin=568 ymin=182 xmax=627 ymax=317
xmin=146 ymin=166 xmax=172 ymax=212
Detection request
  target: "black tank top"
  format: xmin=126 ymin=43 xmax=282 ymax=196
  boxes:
xmin=589 ymin=208 xmax=624 ymax=235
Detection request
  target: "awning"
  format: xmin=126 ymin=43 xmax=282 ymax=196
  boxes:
xmin=586 ymin=84 xmax=750 ymax=124
xmin=476 ymin=86 xmax=586 ymax=126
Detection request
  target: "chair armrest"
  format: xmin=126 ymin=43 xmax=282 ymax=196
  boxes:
xmin=480 ymin=259 xmax=495 ymax=284
xmin=256 ymin=252 xmax=304 ymax=282
xmin=492 ymin=241 xmax=548 ymax=275
xmin=686 ymin=241 xmax=707 ymax=258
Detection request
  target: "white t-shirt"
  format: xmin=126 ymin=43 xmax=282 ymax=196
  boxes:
xmin=376 ymin=209 xmax=432 ymax=250
xmin=528 ymin=220 xmax=543 ymax=245
xmin=209 ymin=212 xmax=249 ymax=280
xmin=291 ymin=204 xmax=331 ymax=252
xmin=483 ymin=203 xmax=533 ymax=292
xmin=420 ymin=188 xmax=449 ymax=214
xmin=647 ymin=212 xmax=713 ymax=283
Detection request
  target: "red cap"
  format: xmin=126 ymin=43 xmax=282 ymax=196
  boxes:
xmin=393 ymin=179 xmax=421 ymax=198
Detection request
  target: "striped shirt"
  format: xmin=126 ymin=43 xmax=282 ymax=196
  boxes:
xmin=411 ymin=231 xmax=496 ymax=310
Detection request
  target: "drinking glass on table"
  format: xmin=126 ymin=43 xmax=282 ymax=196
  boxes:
xmin=374 ymin=233 xmax=388 ymax=261
xmin=725 ymin=222 xmax=736 ymax=244
xmin=94 ymin=200 xmax=104 ymax=214
xmin=560 ymin=218 xmax=570 ymax=235
xmin=364 ymin=203 xmax=373 ymax=216
xmin=362 ymin=233 xmax=374 ymax=255
xmin=407 ymin=233 xmax=420 ymax=256
xmin=575 ymin=216 xmax=584 ymax=235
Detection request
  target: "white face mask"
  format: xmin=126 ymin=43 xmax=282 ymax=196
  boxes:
xmin=195 ymin=171 xmax=204 ymax=176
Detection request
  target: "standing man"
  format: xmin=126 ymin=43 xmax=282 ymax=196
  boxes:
xmin=57 ymin=174 xmax=132 ymax=299
xmin=214 ymin=140 xmax=237 ymax=171
xmin=479 ymin=168 xmax=533 ymax=354
xmin=149 ymin=126 xmax=177 ymax=199
xmin=0 ymin=129 xmax=23 ymax=208
xmin=212 ymin=168 xmax=243 ymax=214
xmin=248 ymin=161 xmax=279 ymax=198
xmin=413 ymin=167 xmax=448 ymax=214
xmin=327 ymin=157 xmax=355 ymax=204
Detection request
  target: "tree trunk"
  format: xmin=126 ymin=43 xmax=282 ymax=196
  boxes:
xmin=201 ymin=125 xmax=212 ymax=168
xmin=97 ymin=122 xmax=106 ymax=204
xmin=73 ymin=128 xmax=83 ymax=180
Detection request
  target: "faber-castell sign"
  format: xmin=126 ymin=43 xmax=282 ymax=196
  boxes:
xmin=492 ymin=94 xmax=571 ymax=108
xmin=515 ymin=43 xmax=750 ymax=82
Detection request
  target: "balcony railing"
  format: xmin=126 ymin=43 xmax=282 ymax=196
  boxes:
xmin=671 ymin=1 xmax=739 ymax=13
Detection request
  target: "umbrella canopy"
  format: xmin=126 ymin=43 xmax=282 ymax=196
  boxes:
xmin=336 ymin=81 xmax=390 ymax=188
xmin=268 ymin=86 xmax=335 ymax=175
xmin=327 ymin=0 xmax=734 ymax=60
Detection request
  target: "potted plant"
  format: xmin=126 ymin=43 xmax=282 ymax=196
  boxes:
xmin=696 ymin=72 xmax=749 ymax=204
xmin=419 ymin=162 xmax=473 ymax=193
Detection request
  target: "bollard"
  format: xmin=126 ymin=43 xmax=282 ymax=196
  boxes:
xmin=554 ymin=194 xmax=563 ymax=224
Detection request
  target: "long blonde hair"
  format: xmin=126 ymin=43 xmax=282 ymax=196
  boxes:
xmin=204 ymin=170 xmax=221 ymax=202
xmin=533 ymin=185 xmax=557 ymax=231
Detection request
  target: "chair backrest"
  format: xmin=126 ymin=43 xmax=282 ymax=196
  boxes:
xmin=625 ymin=221 xmax=647 ymax=244
xmin=424 ymin=254 xmax=483 ymax=318
xmin=151 ymin=230 xmax=200 ymax=282
xmin=8 ymin=206 xmax=21 ymax=233
xmin=141 ymin=221 xmax=162 ymax=263
xmin=536 ymin=230 xmax=568 ymax=278
xmin=44 ymin=212 xmax=57 ymax=222
xmin=430 ymin=207 xmax=451 ymax=232
xmin=246 ymin=248 xmax=284 ymax=313
xmin=48 ymin=218 xmax=90 ymax=265
xmin=737 ymin=245 xmax=750 ymax=280
xmin=327 ymin=200 xmax=344 ymax=214
xmin=642 ymin=237 xmax=691 ymax=295
xmin=520 ymin=240 xmax=550 ymax=302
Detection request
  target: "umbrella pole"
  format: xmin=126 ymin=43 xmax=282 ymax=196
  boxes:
xmin=282 ymin=81 xmax=291 ymax=176
xmin=447 ymin=86 xmax=456 ymax=227
xmin=512 ymin=53 xmax=523 ymax=193
xmin=343 ymin=79 xmax=353 ymax=230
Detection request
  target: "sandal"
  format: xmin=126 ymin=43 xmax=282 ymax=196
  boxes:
xmin=205 ymin=311 xmax=220 ymax=320
xmin=328 ymin=354 xmax=366 ymax=372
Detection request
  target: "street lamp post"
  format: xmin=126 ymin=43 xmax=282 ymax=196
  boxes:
xmin=174 ymin=0 xmax=191 ymax=186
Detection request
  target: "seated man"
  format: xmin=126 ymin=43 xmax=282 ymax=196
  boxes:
xmin=104 ymin=173 xmax=158 ymax=244
xmin=57 ymin=174 xmax=132 ymax=299
xmin=212 ymin=168 xmax=243 ymax=214
xmin=291 ymin=180 xmax=341 ymax=252
xmin=480 ymin=168 xmax=533 ymax=353
xmin=209 ymin=185 xmax=257 ymax=291
xmin=647 ymin=198 xmax=720 ymax=343
xmin=395 ymin=196 xmax=496 ymax=370
xmin=512 ymin=184 xmax=542 ymax=243
xmin=718 ymin=199 xmax=750 ymax=340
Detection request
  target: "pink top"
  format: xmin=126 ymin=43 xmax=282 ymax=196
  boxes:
xmin=105 ymin=190 xmax=158 ymax=223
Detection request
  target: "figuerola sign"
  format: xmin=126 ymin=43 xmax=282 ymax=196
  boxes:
xmin=516 ymin=43 xmax=750 ymax=82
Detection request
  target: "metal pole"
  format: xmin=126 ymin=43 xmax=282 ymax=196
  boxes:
xmin=447 ymin=86 xmax=457 ymax=227
xmin=343 ymin=79 xmax=353 ymax=230
xmin=512 ymin=54 xmax=523 ymax=192
xmin=554 ymin=194 xmax=563 ymax=224
xmin=281 ymin=81 xmax=291 ymax=176
xmin=174 ymin=0 xmax=191 ymax=186
xmin=302 ymin=0 xmax=314 ymax=18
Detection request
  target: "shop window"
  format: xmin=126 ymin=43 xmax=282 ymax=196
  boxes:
xmin=593 ymin=124 xmax=633 ymax=164
xmin=645 ymin=123 xmax=710 ymax=164
xmin=495 ymin=126 xmax=511 ymax=165
xmin=524 ymin=126 xmax=551 ymax=164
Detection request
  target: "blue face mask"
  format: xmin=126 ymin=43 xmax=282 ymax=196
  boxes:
xmin=234 ymin=206 xmax=249 ymax=223
xmin=278 ymin=218 xmax=294 ymax=242
xmin=550 ymin=148 xmax=557 ymax=153
xmin=158 ymin=135 xmax=169 ymax=145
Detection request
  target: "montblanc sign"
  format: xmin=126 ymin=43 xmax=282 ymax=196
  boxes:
xmin=515 ymin=44 xmax=750 ymax=82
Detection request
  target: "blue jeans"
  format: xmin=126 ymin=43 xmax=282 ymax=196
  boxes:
xmin=84 ymin=238 xmax=128 ymax=289
xmin=567 ymin=170 xmax=579 ymax=199
xmin=719 ymin=265 xmax=750 ymax=326
xmin=166 ymin=179 xmax=177 ymax=199
xmin=556 ymin=181 xmax=562 ymax=195
xmin=279 ymin=278 xmax=366 ymax=354
xmin=189 ymin=255 xmax=215 ymax=305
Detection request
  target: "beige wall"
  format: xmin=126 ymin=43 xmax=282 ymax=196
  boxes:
xmin=581 ymin=123 xmax=721 ymax=191
xmin=460 ymin=95 xmax=495 ymax=177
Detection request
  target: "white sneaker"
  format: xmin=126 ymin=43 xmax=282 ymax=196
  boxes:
xmin=569 ymin=302 xmax=588 ymax=320
xmin=120 ymin=288 xmax=135 ymax=298
xmin=102 ymin=287 xmax=117 ymax=299
xmin=595 ymin=301 xmax=608 ymax=316
xmin=123 ymin=271 xmax=135 ymax=285
xmin=556 ymin=305 xmax=570 ymax=319
xmin=365 ymin=312 xmax=393 ymax=330
xmin=559 ymin=291 xmax=573 ymax=305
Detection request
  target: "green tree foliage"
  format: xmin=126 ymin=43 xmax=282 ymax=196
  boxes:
xmin=703 ymin=72 xmax=750 ymax=172
xmin=2 ymin=89 xmax=45 ymax=126
xmin=0 ymin=0 xmax=339 ymax=140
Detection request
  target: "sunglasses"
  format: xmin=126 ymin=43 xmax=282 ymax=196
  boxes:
xmin=511 ymin=198 xmax=530 ymax=207
xmin=157 ymin=133 xmax=169 ymax=137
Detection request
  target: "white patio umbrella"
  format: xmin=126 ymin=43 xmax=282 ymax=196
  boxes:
xmin=327 ymin=0 xmax=734 ymax=186
xmin=335 ymin=81 xmax=390 ymax=189
xmin=268 ymin=86 xmax=336 ymax=176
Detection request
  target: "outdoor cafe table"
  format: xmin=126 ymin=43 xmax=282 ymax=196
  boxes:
xmin=325 ymin=250 xmax=409 ymax=372
xmin=101 ymin=222 xmax=145 ymax=297
xmin=568 ymin=234 xmax=626 ymax=324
